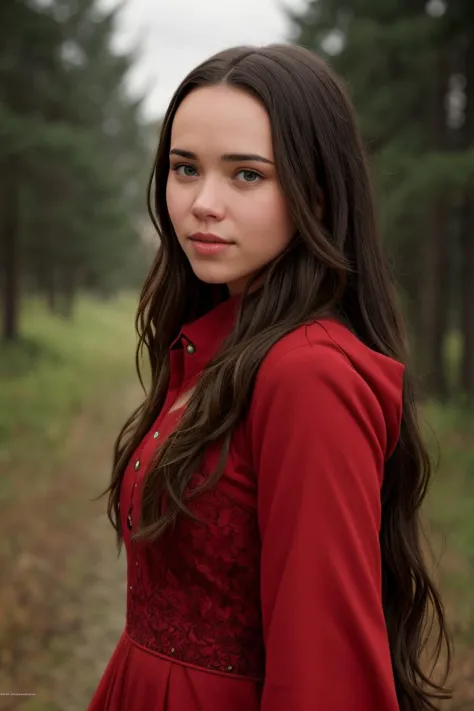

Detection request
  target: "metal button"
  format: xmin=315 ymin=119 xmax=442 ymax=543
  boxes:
xmin=153 ymin=431 xmax=159 ymax=439
xmin=129 ymin=586 xmax=133 ymax=590
xmin=227 ymin=666 xmax=233 ymax=671
xmin=186 ymin=344 xmax=196 ymax=355
xmin=134 ymin=460 xmax=140 ymax=471
xmin=127 ymin=514 xmax=133 ymax=529
xmin=170 ymin=648 xmax=175 ymax=654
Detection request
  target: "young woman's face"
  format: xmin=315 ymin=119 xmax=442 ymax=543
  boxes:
xmin=166 ymin=84 xmax=294 ymax=295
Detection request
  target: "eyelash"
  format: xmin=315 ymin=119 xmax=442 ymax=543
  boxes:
xmin=171 ymin=163 xmax=263 ymax=184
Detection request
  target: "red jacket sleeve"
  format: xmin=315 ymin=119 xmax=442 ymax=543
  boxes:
xmin=249 ymin=343 xmax=400 ymax=711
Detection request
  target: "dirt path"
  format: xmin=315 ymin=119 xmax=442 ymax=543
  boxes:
xmin=0 ymin=384 xmax=141 ymax=711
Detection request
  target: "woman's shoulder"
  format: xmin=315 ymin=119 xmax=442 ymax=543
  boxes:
xmin=259 ymin=317 xmax=403 ymax=378
xmin=251 ymin=318 xmax=405 ymax=455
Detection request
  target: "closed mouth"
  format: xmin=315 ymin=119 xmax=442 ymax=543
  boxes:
xmin=190 ymin=234 xmax=232 ymax=244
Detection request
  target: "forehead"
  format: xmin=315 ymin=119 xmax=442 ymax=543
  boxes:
xmin=170 ymin=85 xmax=273 ymax=155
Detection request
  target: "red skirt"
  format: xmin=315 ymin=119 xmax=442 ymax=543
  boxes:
xmin=87 ymin=628 xmax=262 ymax=711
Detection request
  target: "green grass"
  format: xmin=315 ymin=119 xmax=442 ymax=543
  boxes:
xmin=421 ymin=401 xmax=474 ymax=658
xmin=0 ymin=294 xmax=139 ymax=471
xmin=424 ymin=402 xmax=474 ymax=562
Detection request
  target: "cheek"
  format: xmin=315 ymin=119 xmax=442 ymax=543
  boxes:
xmin=166 ymin=180 xmax=184 ymax=228
xmin=245 ymin=189 xmax=293 ymax=249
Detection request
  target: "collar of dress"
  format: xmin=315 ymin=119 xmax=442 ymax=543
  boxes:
xmin=169 ymin=293 xmax=242 ymax=366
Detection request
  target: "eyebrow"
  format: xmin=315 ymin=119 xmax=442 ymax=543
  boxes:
xmin=169 ymin=148 xmax=274 ymax=165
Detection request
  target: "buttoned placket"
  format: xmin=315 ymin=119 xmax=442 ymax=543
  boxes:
xmin=127 ymin=423 xmax=164 ymax=596
xmin=179 ymin=335 xmax=201 ymax=389
xmin=127 ymin=334 xmax=197 ymax=610
xmin=127 ymin=457 xmax=140 ymax=592
xmin=167 ymin=334 xmax=200 ymax=413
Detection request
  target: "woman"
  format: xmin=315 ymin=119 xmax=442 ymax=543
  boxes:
xmin=88 ymin=44 xmax=451 ymax=711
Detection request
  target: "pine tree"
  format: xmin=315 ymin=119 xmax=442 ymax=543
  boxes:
xmin=0 ymin=0 xmax=150 ymax=339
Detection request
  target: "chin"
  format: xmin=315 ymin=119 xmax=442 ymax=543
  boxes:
xmin=190 ymin=264 xmax=235 ymax=286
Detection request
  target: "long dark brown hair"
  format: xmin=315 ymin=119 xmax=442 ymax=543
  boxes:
xmin=101 ymin=44 xmax=451 ymax=710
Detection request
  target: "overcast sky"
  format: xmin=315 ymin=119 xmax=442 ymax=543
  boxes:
xmin=100 ymin=0 xmax=307 ymax=120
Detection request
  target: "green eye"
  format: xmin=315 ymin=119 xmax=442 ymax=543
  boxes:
xmin=176 ymin=164 xmax=197 ymax=177
xmin=237 ymin=170 xmax=261 ymax=183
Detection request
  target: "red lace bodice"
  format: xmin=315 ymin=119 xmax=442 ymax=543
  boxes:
xmin=124 ymin=466 xmax=264 ymax=679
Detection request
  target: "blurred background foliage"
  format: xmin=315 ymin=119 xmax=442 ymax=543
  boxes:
xmin=0 ymin=0 xmax=153 ymax=339
xmin=0 ymin=0 xmax=473 ymax=709
xmin=291 ymin=0 xmax=474 ymax=404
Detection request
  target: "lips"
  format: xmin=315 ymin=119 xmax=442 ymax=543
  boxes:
xmin=189 ymin=233 xmax=232 ymax=244
xmin=188 ymin=234 xmax=233 ymax=256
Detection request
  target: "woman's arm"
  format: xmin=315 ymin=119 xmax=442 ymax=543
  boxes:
xmin=249 ymin=342 xmax=401 ymax=711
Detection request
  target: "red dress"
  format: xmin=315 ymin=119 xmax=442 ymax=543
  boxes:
xmin=87 ymin=296 xmax=404 ymax=711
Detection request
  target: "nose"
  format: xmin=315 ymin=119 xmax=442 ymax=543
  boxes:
xmin=191 ymin=177 xmax=225 ymax=221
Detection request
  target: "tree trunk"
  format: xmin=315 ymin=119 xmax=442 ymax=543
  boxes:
xmin=418 ymin=206 xmax=449 ymax=399
xmin=460 ymin=38 xmax=474 ymax=403
xmin=431 ymin=202 xmax=450 ymax=398
xmin=1 ymin=159 xmax=20 ymax=342
xmin=460 ymin=198 xmax=474 ymax=401
xmin=417 ymin=49 xmax=450 ymax=399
